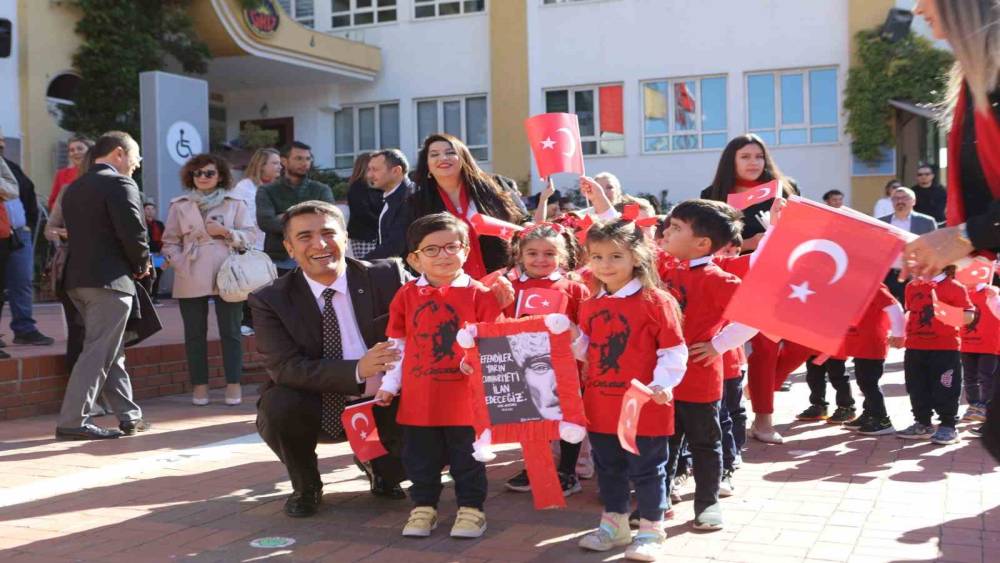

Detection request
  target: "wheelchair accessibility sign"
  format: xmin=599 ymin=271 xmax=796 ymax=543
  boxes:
xmin=165 ymin=121 xmax=202 ymax=166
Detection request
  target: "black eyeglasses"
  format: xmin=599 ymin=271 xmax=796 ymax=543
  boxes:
xmin=413 ymin=242 xmax=465 ymax=257
xmin=193 ymin=170 xmax=218 ymax=179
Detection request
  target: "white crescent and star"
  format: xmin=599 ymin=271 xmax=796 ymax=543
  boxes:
xmin=540 ymin=137 xmax=556 ymax=150
xmin=350 ymin=412 xmax=370 ymax=439
xmin=786 ymin=239 xmax=849 ymax=303
xmin=623 ymin=398 xmax=638 ymax=429
xmin=745 ymin=186 xmax=773 ymax=202
xmin=555 ymin=127 xmax=576 ymax=158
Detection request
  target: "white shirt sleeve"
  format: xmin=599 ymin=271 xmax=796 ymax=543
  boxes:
xmin=748 ymin=228 xmax=774 ymax=268
xmin=377 ymin=338 xmax=406 ymax=394
xmin=710 ymin=322 xmax=759 ymax=353
xmin=572 ymin=332 xmax=589 ymax=361
xmin=596 ymin=207 xmax=620 ymax=221
xmin=651 ymin=343 xmax=688 ymax=390
xmin=884 ymin=302 xmax=906 ymax=337
xmin=986 ymin=293 xmax=1000 ymax=319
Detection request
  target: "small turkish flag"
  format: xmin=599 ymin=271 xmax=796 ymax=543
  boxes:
xmin=515 ymin=287 xmax=567 ymax=317
xmin=933 ymin=298 xmax=966 ymax=328
xmin=340 ymin=400 xmax=388 ymax=462
xmin=724 ymin=197 xmax=907 ymax=354
xmin=955 ymin=257 xmax=996 ymax=287
xmin=524 ymin=113 xmax=586 ymax=178
xmin=726 ymin=180 xmax=780 ymax=211
xmin=617 ymin=379 xmax=654 ymax=455
xmin=469 ymin=213 xmax=523 ymax=241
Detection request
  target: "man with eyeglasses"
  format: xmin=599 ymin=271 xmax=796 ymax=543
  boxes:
xmin=878 ymin=186 xmax=938 ymax=303
xmin=912 ymin=163 xmax=947 ymax=225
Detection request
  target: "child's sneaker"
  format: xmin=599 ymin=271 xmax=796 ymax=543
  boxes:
xmin=579 ymin=512 xmax=631 ymax=551
xmin=719 ymin=469 xmax=735 ymax=498
xmin=827 ymin=406 xmax=857 ymax=424
xmin=576 ymin=456 xmax=595 ymax=480
xmin=858 ymin=417 xmax=895 ymax=436
xmin=969 ymin=425 xmax=984 ymax=438
xmin=559 ymin=471 xmax=582 ymax=497
xmin=450 ymin=507 xmax=487 ymax=538
xmin=961 ymin=405 xmax=987 ymax=422
xmin=796 ymin=404 xmax=828 ymax=421
xmin=843 ymin=411 xmax=871 ymax=430
xmin=669 ymin=473 xmax=688 ymax=503
xmin=505 ymin=470 xmax=530 ymax=492
xmin=624 ymin=523 xmax=666 ymax=562
xmin=692 ymin=503 xmax=723 ymax=531
xmin=402 ymin=506 xmax=438 ymax=537
xmin=931 ymin=426 xmax=960 ymax=445
xmin=896 ymin=422 xmax=935 ymax=440
xmin=629 ymin=509 xmax=674 ymax=528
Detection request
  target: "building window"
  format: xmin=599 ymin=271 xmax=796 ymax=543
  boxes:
xmin=746 ymin=67 xmax=838 ymax=146
xmin=276 ymin=0 xmax=315 ymax=28
xmin=334 ymin=102 xmax=400 ymax=169
xmin=543 ymin=84 xmax=624 ymax=156
xmin=332 ymin=0 xmax=397 ymax=28
xmin=414 ymin=0 xmax=485 ymax=19
xmin=542 ymin=0 xmax=598 ymax=4
xmin=641 ymin=76 xmax=726 ymax=153
xmin=416 ymin=95 xmax=489 ymax=162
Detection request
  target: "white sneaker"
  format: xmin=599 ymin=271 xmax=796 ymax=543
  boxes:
xmin=402 ymin=506 xmax=437 ymax=537
xmin=240 ymin=326 xmax=255 ymax=337
xmin=579 ymin=512 xmax=631 ymax=552
xmin=625 ymin=523 xmax=666 ymax=562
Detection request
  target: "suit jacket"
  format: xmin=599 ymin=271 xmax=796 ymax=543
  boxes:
xmin=249 ymin=257 xmax=410 ymax=396
xmin=878 ymin=211 xmax=938 ymax=236
xmin=365 ymin=177 xmax=416 ymax=260
xmin=62 ymin=163 xmax=149 ymax=295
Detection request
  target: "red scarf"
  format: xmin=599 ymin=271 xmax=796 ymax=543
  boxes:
xmin=734 ymin=178 xmax=765 ymax=190
xmin=946 ymin=83 xmax=1000 ymax=228
xmin=437 ymin=184 xmax=488 ymax=279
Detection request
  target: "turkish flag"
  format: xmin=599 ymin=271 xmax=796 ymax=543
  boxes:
xmin=469 ymin=213 xmax=523 ymax=241
xmin=726 ymin=180 xmax=780 ymax=211
xmin=340 ymin=400 xmax=388 ymax=462
xmin=724 ymin=197 xmax=908 ymax=354
xmin=933 ymin=298 xmax=966 ymax=328
xmin=617 ymin=379 xmax=654 ymax=455
xmin=955 ymin=257 xmax=996 ymax=287
xmin=524 ymin=113 xmax=586 ymax=178
xmin=515 ymin=287 xmax=567 ymax=317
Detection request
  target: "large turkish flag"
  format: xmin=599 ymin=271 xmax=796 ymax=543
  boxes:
xmin=723 ymin=197 xmax=908 ymax=354
xmin=524 ymin=113 xmax=586 ymax=178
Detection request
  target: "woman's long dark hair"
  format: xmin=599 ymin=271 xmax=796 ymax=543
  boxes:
xmin=410 ymin=133 xmax=523 ymax=223
xmin=348 ymin=151 xmax=374 ymax=185
xmin=705 ymin=134 xmax=793 ymax=201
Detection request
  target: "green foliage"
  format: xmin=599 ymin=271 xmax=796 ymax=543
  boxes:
xmin=308 ymin=168 xmax=348 ymax=201
xmin=238 ymin=123 xmax=280 ymax=150
xmin=844 ymin=28 xmax=953 ymax=162
xmin=60 ymin=0 xmax=211 ymax=139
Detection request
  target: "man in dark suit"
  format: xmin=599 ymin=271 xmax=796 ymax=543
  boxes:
xmin=362 ymin=149 xmax=415 ymax=260
xmin=879 ymin=186 xmax=938 ymax=303
xmin=56 ymin=131 xmax=151 ymax=440
xmin=251 ymin=200 xmax=407 ymax=518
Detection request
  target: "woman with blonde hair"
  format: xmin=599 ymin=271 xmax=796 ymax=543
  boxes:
xmin=230 ymin=148 xmax=279 ymax=335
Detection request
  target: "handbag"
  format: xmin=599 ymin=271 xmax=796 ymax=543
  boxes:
xmin=216 ymin=248 xmax=278 ymax=303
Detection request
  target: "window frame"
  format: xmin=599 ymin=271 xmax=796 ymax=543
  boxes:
xmin=542 ymin=82 xmax=625 ymax=158
xmin=413 ymin=0 xmax=487 ymax=21
xmin=413 ymin=94 xmax=491 ymax=163
xmin=639 ymin=74 xmax=728 ymax=154
xmin=330 ymin=0 xmax=398 ymax=30
xmin=540 ymin=0 xmax=621 ymax=6
xmin=277 ymin=0 xmax=316 ymax=28
xmin=744 ymin=66 xmax=840 ymax=147
xmin=333 ymin=100 xmax=401 ymax=170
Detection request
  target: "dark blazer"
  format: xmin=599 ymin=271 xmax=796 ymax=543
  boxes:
xmin=249 ymin=257 xmax=410 ymax=396
xmin=878 ymin=211 xmax=938 ymax=236
xmin=365 ymin=177 xmax=416 ymax=260
xmin=346 ymin=178 xmax=382 ymax=242
xmin=62 ymin=163 xmax=149 ymax=295
xmin=2 ymin=158 xmax=38 ymax=230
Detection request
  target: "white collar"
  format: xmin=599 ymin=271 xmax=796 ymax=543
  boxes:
xmin=931 ymin=273 xmax=947 ymax=283
xmin=383 ymin=180 xmax=403 ymax=199
xmin=303 ymin=271 xmax=348 ymax=302
xmin=689 ymin=256 xmax=713 ymax=268
xmin=415 ymin=272 xmax=472 ymax=288
xmin=596 ymin=278 xmax=643 ymax=298
xmin=976 ymin=283 xmax=988 ymax=292
xmin=518 ymin=271 xmax=563 ymax=282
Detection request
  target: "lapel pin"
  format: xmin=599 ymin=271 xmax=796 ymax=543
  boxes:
xmin=357 ymin=288 xmax=364 ymax=294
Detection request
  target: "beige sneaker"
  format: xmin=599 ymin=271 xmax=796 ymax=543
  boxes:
xmin=402 ymin=506 xmax=437 ymax=537
xmin=625 ymin=523 xmax=666 ymax=561
xmin=450 ymin=507 xmax=487 ymax=538
xmin=579 ymin=512 xmax=631 ymax=552
xmin=192 ymin=384 xmax=209 ymax=406
xmin=224 ymin=383 xmax=242 ymax=406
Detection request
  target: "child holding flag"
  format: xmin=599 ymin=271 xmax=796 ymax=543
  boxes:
xmin=959 ymin=278 xmax=1000 ymax=427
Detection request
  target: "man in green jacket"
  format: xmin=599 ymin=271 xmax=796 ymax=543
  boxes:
xmin=256 ymin=141 xmax=334 ymax=275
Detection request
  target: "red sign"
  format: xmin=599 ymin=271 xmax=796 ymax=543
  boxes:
xmin=243 ymin=1 xmax=280 ymax=37
xmin=524 ymin=113 xmax=586 ymax=178
xmin=340 ymin=400 xmax=388 ymax=462
xmin=617 ymin=379 xmax=654 ymax=455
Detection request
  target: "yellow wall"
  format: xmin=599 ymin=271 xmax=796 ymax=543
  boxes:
xmin=847 ymin=0 xmax=895 ymax=214
xmin=489 ymin=0 xmax=530 ymax=190
xmin=17 ymin=0 xmax=82 ymax=197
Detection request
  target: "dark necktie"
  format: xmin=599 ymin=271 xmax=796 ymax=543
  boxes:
xmin=320 ymin=288 xmax=346 ymax=438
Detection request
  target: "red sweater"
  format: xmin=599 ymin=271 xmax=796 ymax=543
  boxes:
xmin=905 ymin=277 xmax=973 ymax=351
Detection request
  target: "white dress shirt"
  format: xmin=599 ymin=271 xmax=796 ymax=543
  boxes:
xmin=890 ymin=213 xmax=913 ymax=233
xmin=303 ymin=272 xmax=368 ymax=383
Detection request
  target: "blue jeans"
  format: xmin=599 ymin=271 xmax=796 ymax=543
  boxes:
xmin=589 ymin=431 xmax=668 ymax=522
xmin=666 ymin=400 xmax=723 ymax=513
xmin=720 ymin=375 xmax=746 ymax=471
xmin=5 ymin=228 xmax=37 ymax=335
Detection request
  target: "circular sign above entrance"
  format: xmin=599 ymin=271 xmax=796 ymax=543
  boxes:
xmin=165 ymin=121 xmax=202 ymax=166
xmin=243 ymin=0 xmax=280 ymax=38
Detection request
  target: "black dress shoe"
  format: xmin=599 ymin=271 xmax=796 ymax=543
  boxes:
xmin=283 ymin=488 xmax=322 ymax=518
xmin=14 ymin=331 xmax=55 ymax=346
xmin=371 ymin=476 xmax=406 ymax=499
xmin=55 ymin=424 xmax=124 ymax=440
xmin=119 ymin=419 xmax=152 ymax=436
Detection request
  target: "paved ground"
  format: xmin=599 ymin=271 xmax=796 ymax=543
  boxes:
xmin=0 ymin=349 xmax=997 ymax=563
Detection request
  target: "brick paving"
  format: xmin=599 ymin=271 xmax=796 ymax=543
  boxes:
xmin=0 ymin=348 xmax=997 ymax=562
